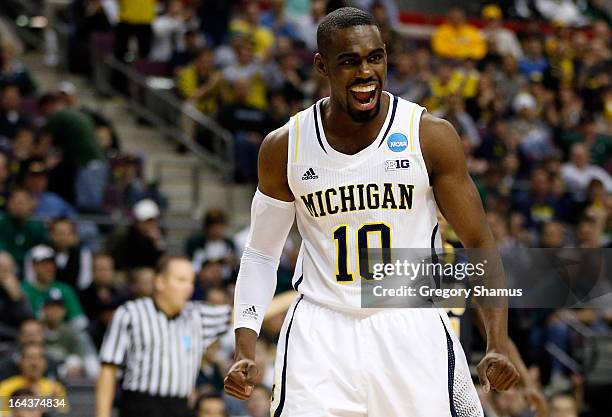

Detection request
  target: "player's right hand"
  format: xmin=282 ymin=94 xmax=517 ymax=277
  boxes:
xmin=224 ymin=359 xmax=260 ymax=400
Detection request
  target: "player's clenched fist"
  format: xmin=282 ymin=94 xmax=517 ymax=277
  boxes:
xmin=477 ymin=351 xmax=520 ymax=392
xmin=224 ymin=359 xmax=260 ymax=400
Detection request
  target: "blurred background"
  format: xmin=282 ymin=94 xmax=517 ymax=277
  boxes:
xmin=0 ymin=0 xmax=610 ymax=416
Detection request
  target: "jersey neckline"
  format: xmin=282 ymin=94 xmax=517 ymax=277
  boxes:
xmin=314 ymin=91 xmax=397 ymax=163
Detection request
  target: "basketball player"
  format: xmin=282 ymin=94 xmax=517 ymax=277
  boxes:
xmin=225 ymin=7 xmax=519 ymax=416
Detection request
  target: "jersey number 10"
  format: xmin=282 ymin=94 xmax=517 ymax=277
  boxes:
xmin=333 ymin=222 xmax=391 ymax=282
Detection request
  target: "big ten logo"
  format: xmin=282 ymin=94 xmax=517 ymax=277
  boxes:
xmin=384 ymin=159 xmax=410 ymax=171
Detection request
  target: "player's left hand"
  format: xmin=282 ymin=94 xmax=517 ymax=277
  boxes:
xmin=476 ymin=351 xmax=520 ymax=392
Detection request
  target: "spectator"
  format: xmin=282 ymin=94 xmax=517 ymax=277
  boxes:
xmin=0 ymin=252 xmax=33 ymax=340
xmin=509 ymin=92 xmax=555 ymax=166
xmin=0 ymin=319 xmax=47 ymax=381
xmin=549 ymin=392 xmax=579 ymax=417
xmin=47 ymin=218 xmax=92 ymax=290
xmin=244 ymin=385 xmax=271 ymax=417
xmin=494 ymin=54 xmax=527 ymax=108
xmin=7 ymin=126 xmax=35 ymax=184
xmin=113 ymin=0 xmax=156 ymax=63
xmin=370 ymin=1 xmax=402 ymax=59
xmin=0 ymin=153 xmax=10 ymax=211
xmin=110 ymin=199 xmax=165 ymax=270
xmin=386 ymin=52 xmax=429 ymax=103
xmin=0 ymin=42 xmax=36 ymax=96
xmin=21 ymin=161 xmax=76 ymax=221
xmin=512 ymin=168 xmax=563 ymax=229
xmin=292 ymin=0 xmax=326 ymax=52
xmin=127 ymin=267 xmax=155 ymax=299
xmin=560 ymin=115 xmax=612 ymax=168
xmin=39 ymin=93 xmax=108 ymax=212
xmin=195 ymin=392 xmax=226 ymax=417
xmin=439 ymin=93 xmax=481 ymax=147
xmin=177 ymin=48 xmax=223 ymax=118
xmin=150 ymin=1 xmax=187 ymax=63
xmin=0 ymin=343 xmax=68 ymax=414
xmin=540 ymin=221 xmax=567 ymax=248
xmin=259 ymin=0 xmax=300 ymax=41
xmin=0 ymin=189 xmax=47 ymax=273
xmin=103 ymin=154 xmax=166 ymax=216
xmin=221 ymin=41 xmax=267 ymax=110
xmin=186 ymin=208 xmax=236 ymax=273
xmin=431 ymin=7 xmax=487 ymax=61
xmin=67 ymin=0 xmax=112 ymax=74
xmin=170 ymin=29 xmax=203 ymax=73
xmin=40 ymin=290 xmax=99 ymax=380
xmin=21 ymin=245 xmax=87 ymax=330
xmin=534 ymin=0 xmax=589 ymax=27
xmin=217 ymin=78 xmax=276 ymax=182
xmin=427 ymin=61 xmax=479 ymax=112
xmin=265 ymin=51 xmax=306 ymax=109
xmin=561 ymin=143 xmax=612 ymax=200
xmin=481 ymin=4 xmax=523 ymax=59
xmin=518 ymin=37 xmax=549 ymax=79
xmin=0 ymin=85 xmax=29 ymax=140
xmin=79 ymin=254 xmax=121 ymax=321
xmin=213 ymin=30 xmax=245 ymax=70
xmin=229 ymin=2 xmax=275 ymax=59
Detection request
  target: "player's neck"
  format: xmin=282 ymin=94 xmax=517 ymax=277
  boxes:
xmin=322 ymin=93 xmax=390 ymax=155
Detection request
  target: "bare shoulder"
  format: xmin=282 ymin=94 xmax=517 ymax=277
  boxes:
xmin=258 ymin=123 xmax=294 ymax=201
xmin=259 ymin=123 xmax=289 ymax=168
xmin=419 ymin=112 xmax=465 ymax=178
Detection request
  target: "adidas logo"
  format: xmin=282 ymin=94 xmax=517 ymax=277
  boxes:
xmin=242 ymin=306 xmax=258 ymax=318
xmin=302 ymin=168 xmax=318 ymax=180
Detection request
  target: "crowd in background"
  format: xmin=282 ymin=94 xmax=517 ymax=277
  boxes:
xmin=0 ymin=0 xmax=611 ymax=416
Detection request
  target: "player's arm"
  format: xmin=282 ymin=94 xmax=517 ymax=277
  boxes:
xmin=225 ymin=124 xmax=295 ymax=400
xmin=95 ymin=363 xmax=117 ymax=417
xmin=420 ymin=114 xmax=519 ymax=391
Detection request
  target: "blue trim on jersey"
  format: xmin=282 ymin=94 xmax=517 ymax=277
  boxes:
xmin=313 ymin=102 xmax=327 ymax=154
xmin=441 ymin=317 xmax=458 ymax=417
xmin=377 ymin=94 xmax=399 ymax=148
xmin=293 ymin=275 xmax=303 ymax=291
xmin=273 ymin=294 xmax=304 ymax=417
xmin=431 ymin=223 xmax=441 ymax=289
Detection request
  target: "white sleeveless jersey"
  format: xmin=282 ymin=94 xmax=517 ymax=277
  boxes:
xmin=287 ymin=92 xmax=442 ymax=310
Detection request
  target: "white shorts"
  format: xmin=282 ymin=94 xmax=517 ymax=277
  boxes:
xmin=270 ymin=296 xmax=483 ymax=417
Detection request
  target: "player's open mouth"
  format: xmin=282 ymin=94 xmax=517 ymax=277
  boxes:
xmin=349 ymin=84 xmax=378 ymax=111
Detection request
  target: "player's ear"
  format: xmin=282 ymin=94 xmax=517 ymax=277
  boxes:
xmin=314 ymin=53 xmax=327 ymax=77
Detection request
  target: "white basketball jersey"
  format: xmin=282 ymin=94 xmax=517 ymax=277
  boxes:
xmin=287 ymin=92 xmax=442 ymax=310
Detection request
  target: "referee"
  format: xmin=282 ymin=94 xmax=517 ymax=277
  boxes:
xmin=95 ymin=256 xmax=231 ymax=417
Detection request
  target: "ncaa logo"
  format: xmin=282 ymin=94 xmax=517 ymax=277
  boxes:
xmin=387 ymin=133 xmax=408 ymax=152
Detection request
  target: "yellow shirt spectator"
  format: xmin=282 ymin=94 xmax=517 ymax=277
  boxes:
xmin=432 ymin=23 xmax=487 ymax=60
xmin=118 ymin=0 xmax=156 ymax=24
xmin=426 ymin=68 xmax=480 ymax=111
xmin=229 ymin=20 xmax=274 ymax=59
xmin=431 ymin=8 xmax=486 ymax=60
xmin=176 ymin=56 xmax=222 ymax=116
xmin=0 ymin=376 xmax=68 ymax=416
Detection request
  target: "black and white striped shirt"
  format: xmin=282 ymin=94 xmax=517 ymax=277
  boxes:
xmin=99 ymin=298 xmax=231 ymax=398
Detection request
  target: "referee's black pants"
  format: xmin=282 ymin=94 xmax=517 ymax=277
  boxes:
xmin=120 ymin=391 xmax=192 ymax=417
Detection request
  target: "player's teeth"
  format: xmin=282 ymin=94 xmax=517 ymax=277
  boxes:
xmin=351 ymin=85 xmax=376 ymax=93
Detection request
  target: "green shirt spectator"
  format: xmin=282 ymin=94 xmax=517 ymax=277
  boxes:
xmin=0 ymin=189 xmax=47 ymax=272
xmin=21 ymin=245 xmax=87 ymax=330
xmin=560 ymin=116 xmax=612 ymax=167
xmin=44 ymin=109 xmax=103 ymax=169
